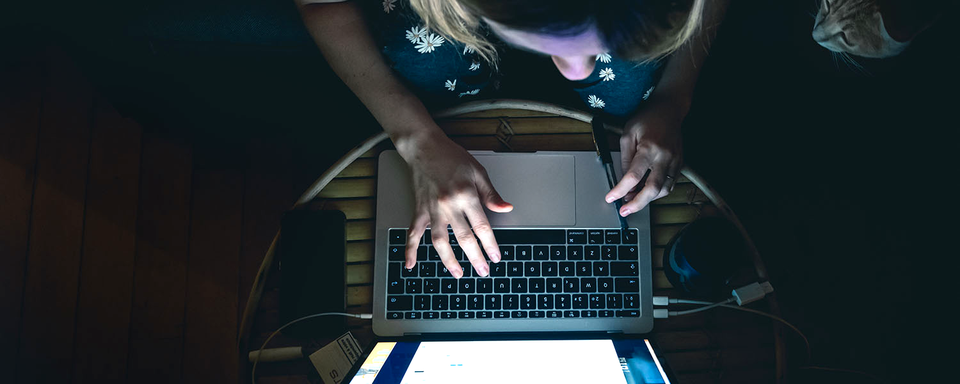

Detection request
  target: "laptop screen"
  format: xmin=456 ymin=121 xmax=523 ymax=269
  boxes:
xmin=347 ymin=338 xmax=670 ymax=384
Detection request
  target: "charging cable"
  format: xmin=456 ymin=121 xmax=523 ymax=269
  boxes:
xmin=251 ymin=312 xmax=373 ymax=384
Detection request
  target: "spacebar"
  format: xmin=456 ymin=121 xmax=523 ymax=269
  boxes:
xmin=492 ymin=229 xmax=566 ymax=244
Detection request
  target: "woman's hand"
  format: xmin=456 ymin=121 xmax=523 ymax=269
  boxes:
xmin=605 ymin=97 xmax=686 ymax=216
xmin=401 ymin=132 xmax=513 ymax=278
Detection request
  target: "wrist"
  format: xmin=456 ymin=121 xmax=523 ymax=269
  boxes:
xmin=390 ymin=125 xmax=448 ymax=164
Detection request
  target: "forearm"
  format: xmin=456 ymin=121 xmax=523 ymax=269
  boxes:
xmin=649 ymin=0 xmax=730 ymax=116
xmin=297 ymin=2 xmax=444 ymax=159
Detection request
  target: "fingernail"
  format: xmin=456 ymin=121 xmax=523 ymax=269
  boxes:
xmin=620 ymin=208 xmax=631 ymax=216
xmin=478 ymin=266 xmax=489 ymax=277
xmin=605 ymin=197 xmax=613 ymax=203
xmin=454 ymin=268 xmax=463 ymax=279
xmin=491 ymin=253 xmax=501 ymax=263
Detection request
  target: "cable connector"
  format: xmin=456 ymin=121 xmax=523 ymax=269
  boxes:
xmin=653 ymin=296 xmax=670 ymax=306
xmin=653 ymin=308 xmax=670 ymax=319
xmin=732 ymin=281 xmax=774 ymax=306
xmin=358 ymin=313 xmax=373 ymax=319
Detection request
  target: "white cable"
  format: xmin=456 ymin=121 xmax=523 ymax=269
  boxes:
xmin=251 ymin=312 xmax=373 ymax=384
xmin=667 ymin=297 xmax=737 ymax=316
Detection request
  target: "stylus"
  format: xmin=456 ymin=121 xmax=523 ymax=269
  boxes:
xmin=591 ymin=118 xmax=630 ymax=231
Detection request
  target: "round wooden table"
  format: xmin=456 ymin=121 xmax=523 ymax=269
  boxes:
xmin=242 ymin=103 xmax=785 ymax=384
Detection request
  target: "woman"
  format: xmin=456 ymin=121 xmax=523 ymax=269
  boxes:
xmin=296 ymin=0 xmax=727 ymax=278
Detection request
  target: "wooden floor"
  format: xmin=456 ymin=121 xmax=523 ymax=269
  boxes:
xmin=0 ymin=47 xmax=339 ymax=384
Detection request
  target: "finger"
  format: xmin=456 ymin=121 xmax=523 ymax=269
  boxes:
xmin=606 ymin=153 xmax=651 ymax=203
xmin=462 ymin=200 xmax=501 ymax=263
xmin=619 ymin=134 xmax=637 ymax=181
xmin=656 ymin=162 xmax=682 ymax=200
xmin=476 ymin=170 xmax=513 ymax=213
xmin=430 ymin=222 xmax=464 ymax=279
xmin=449 ymin=212 xmax=490 ymax=277
xmin=404 ymin=211 xmax=430 ymax=269
xmin=620 ymin=166 xmax=666 ymax=216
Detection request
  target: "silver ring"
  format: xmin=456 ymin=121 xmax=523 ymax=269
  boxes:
xmin=665 ymin=174 xmax=674 ymax=179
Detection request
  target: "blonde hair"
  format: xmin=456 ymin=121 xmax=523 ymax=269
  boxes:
xmin=410 ymin=0 xmax=706 ymax=66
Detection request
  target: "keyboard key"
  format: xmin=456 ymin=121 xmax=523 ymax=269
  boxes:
xmin=433 ymin=295 xmax=449 ymax=311
xmin=581 ymin=278 xmax=597 ymax=293
xmin=563 ymin=278 xmax=579 ymax=293
xmin=441 ymin=311 xmax=457 ymax=319
xmin=419 ymin=262 xmax=436 ymax=277
xmin=494 ymin=311 xmax=510 ymax=319
xmin=511 ymin=311 xmax=527 ymax=318
xmin=555 ymin=294 xmax=571 ymax=309
xmin=576 ymin=262 xmax=591 ymax=277
xmin=607 ymin=294 xmax=622 ymax=309
xmin=490 ymin=262 xmax=507 ymax=277
xmin=572 ymin=294 xmax=588 ymax=309
xmin=459 ymin=262 xmax=473 ymax=277
xmin=507 ymin=262 xmax=524 ymax=277
xmin=524 ymin=262 xmax=541 ymax=277
xmin=415 ymin=295 xmax=431 ymax=310
xmin=533 ymin=246 xmax=550 ymax=260
xmin=521 ymin=294 xmax=537 ymax=309
xmin=624 ymin=294 xmax=639 ymax=309
xmin=542 ymin=262 xmax=558 ymax=277
xmin=477 ymin=278 xmax=493 ymax=293
xmin=388 ymin=264 xmax=404 ymax=294
xmin=598 ymin=278 xmax=614 ymax=292
xmin=503 ymin=294 xmax=519 ymax=310
xmin=563 ymin=310 xmax=580 ymax=318
xmin=450 ymin=295 xmax=466 ymax=310
xmin=387 ymin=296 xmax=413 ymax=311
xmin=593 ymin=262 xmax=609 ymax=276
xmin=538 ymin=294 xmax=554 ymax=309
xmin=476 ymin=311 xmax=493 ymax=319
xmin=450 ymin=246 xmax=463 ymax=261
xmin=458 ymin=312 xmax=475 ymax=319
xmin=559 ymin=262 xmax=575 ymax=276
xmin=547 ymin=310 xmax=562 ymax=318
xmin=550 ymin=246 xmax=566 ymax=260
xmin=617 ymin=310 xmax=641 ymax=317
xmin=605 ymin=230 xmax=622 ymax=244
xmin=546 ymin=278 xmax=563 ymax=293
xmin=438 ymin=264 xmax=453 ymax=277
xmin=428 ymin=246 xmax=441 ymax=261
xmin=529 ymin=278 xmax=545 ymax=293
xmin=423 ymin=311 xmax=440 ymax=319
xmin=422 ymin=229 xmax=431 ymax=244
xmin=589 ymin=294 xmax=605 ymax=309
xmin=494 ymin=278 xmax=510 ymax=293
xmin=492 ymin=229 xmax=565 ymax=244
xmin=499 ymin=246 xmax=515 ymax=260
xmin=459 ymin=278 xmax=476 ymax=293
xmin=567 ymin=230 xmax=587 ymax=244
xmin=611 ymin=262 xmax=639 ymax=276
xmin=588 ymin=230 xmax=604 ymax=244
xmin=584 ymin=246 xmax=601 ymax=260
xmin=618 ymin=245 xmax=638 ymax=260
xmin=515 ymin=246 xmax=532 ymax=260
xmin=387 ymin=312 xmax=403 ymax=320
xmin=622 ymin=229 xmax=638 ymax=244
xmin=402 ymin=266 xmax=417 ymax=278
xmin=601 ymin=246 xmax=617 ymax=260
xmin=485 ymin=295 xmax=501 ymax=310
xmin=423 ymin=278 xmax=439 ymax=294
xmin=512 ymin=279 xmax=528 ymax=293
xmin=388 ymin=246 xmax=404 ymax=261
xmin=468 ymin=295 xmax=483 ymax=310
xmin=417 ymin=246 xmax=427 ymax=261
xmin=582 ymin=310 xmax=598 ymax=318
xmin=389 ymin=229 xmax=406 ymax=245
xmin=615 ymin=278 xmax=639 ymax=292
xmin=567 ymin=246 xmax=583 ymax=260
xmin=599 ymin=310 xmax=615 ymax=318
xmin=405 ymin=279 xmax=422 ymax=294
xmin=441 ymin=278 xmax=457 ymax=293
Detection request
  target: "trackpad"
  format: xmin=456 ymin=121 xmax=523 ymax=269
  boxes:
xmin=473 ymin=154 xmax=575 ymax=226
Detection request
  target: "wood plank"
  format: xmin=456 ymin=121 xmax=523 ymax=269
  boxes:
xmin=337 ymin=158 xmax=376 ymax=178
xmin=439 ymin=117 xmax=590 ymax=136
xmin=346 ymin=263 xmax=374 ymax=285
xmin=347 ymin=286 xmax=373 ymax=307
xmin=651 ymin=205 xmax=702 ymax=225
xmin=0 ymin=47 xmax=43 ymax=379
xmin=346 ymin=241 xmax=374 ymax=263
xmin=15 ymin=47 xmax=94 ymax=384
xmin=652 ymin=183 xmax=709 ymax=205
xmin=182 ymin=155 xmax=243 ymax=384
xmin=126 ymin=132 xmax=193 ymax=384
xmin=317 ymin=198 xmax=375 ymax=220
xmin=444 ymin=109 xmax=560 ymax=118
xmin=71 ymin=96 xmax=142 ymax=384
xmin=317 ymin=178 xmax=376 ymax=199
xmin=346 ymin=220 xmax=375 ymax=241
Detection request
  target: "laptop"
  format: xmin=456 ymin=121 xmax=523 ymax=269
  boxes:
xmin=373 ymin=150 xmax=654 ymax=336
xmin=341 ymin=334 xmax=676 ymax=384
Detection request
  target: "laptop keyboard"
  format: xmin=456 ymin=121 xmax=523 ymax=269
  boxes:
xmin=385 ymin=228 xmax=642 ymax=320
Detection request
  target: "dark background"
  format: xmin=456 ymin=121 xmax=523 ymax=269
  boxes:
xmin=3 ymin=0 xmax=956 ymax=382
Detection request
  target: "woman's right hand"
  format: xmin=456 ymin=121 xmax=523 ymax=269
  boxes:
xmin=401 ymin=132 xmax=513 ymax=278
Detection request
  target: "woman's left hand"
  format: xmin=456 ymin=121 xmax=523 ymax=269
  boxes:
xmin=605 ymin=96 xmax=687 ymax=217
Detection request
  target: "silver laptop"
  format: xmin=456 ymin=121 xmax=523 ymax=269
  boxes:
xmin=373 ymin=150 xmax=653 ymax=336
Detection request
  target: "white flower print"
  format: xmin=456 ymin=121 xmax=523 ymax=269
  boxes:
xmin=596 ymin=52 xmax=612 ymax=63
xmin=415 ymin=33 xmax=444 ymax=53
xmin=445 ymin=79 xmax=457 ymax=91
xmin=406 ymin=26 xmax=427 ymax=44
xmin=458 ymin=89 xmax=480 ymax=98
xmin=642 ymin=86 xmax=655 ymax=100
xmin=587 ymin=95 xmax=605 ymax=109
xmin=599 ymin=68 xmax=615 ymax=82
xmin=463 ymin=45 xmax=476 ymax=55
xmin=382 ymin=0 xmax=396 ymax=13
xmin=469 ymin=61 xmax=480 ymax=71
